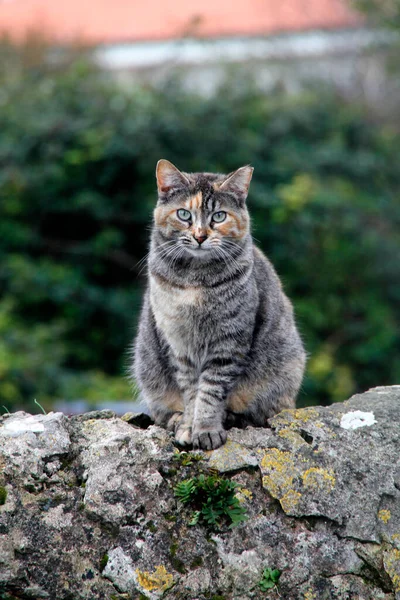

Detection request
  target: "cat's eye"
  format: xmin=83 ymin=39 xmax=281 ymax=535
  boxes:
xmin=177 ymin=209 xmax=192 ymax=222
xmin=212 ymin=211 xmax=227 ymax=223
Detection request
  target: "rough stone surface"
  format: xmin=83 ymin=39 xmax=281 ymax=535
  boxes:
xmin=0 ymin=386 xmax=399 ymax=599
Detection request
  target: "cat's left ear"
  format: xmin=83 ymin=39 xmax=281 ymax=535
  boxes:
xmin=219 ymin=166 xmax=254 ymax=204
xmin=156 ymin=159 xmax=190 ymax=195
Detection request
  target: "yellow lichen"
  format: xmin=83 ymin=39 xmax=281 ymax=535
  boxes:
xmin=261 ymin=449 xmax=298 ymax=499
xmin=383 ymin=547 xmax=400 ymax=592
xmin=304 ymin=590 xmax=317 ymax=600
xmin=260 ymin=449 xmax=303 ymax=513
xmin=378 ymin=509 xmax=391 ymax=523
xmin=302 ymin=468 xmax=336 ymax=492
xmin=278 ymin=428 xmax=307 ymax=449
xmin=235 ymin=488 xmax=253 ymax=503
xmin=135 ymin=565 xmax=174 ymax=592
xmin=280 ymin=489 xmax=302 ymax=512
xmin=272 ymin=407 xmax=319 ymax=429
xmin=391 ymin=534 xmax=400 ymax=549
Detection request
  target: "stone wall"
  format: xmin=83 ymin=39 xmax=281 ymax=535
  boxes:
xmin=1 ymin=386 xmax=400 ymax=599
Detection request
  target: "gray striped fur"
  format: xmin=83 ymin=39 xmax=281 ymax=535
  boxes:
xmin=132 ymin=160 xmax=306 ymax=450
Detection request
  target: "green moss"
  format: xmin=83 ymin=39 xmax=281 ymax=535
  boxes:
xmin=169 ymin=542 xmax=186 ymax=574
xmin=163 ymin=513 xmax=177 ymax=522
xmin=169 ymin=542 xmax=178 ymax=557
xmin=100 ymin=553 xmax=109 ymax=571
xmin=146 ymin=520 xmax=158 ymax=533
xmin=174 ymin=473 xmax=247 ymax=530
xmin=190 ymin=556 xmax=203 ymax=569
xmin=172 ymin=451 xmax=204 ymax=467
xmin=0 ymin=487 xmax=7 ymax=505
xmin=170 ymin=557 xmax=186 ymax=574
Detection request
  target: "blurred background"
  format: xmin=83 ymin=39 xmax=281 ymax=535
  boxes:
xmin=0 ymin=0 xmax=399 ymax=415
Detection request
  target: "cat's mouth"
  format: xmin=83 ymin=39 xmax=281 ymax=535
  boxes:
xmin=183 ymin=245 xmax=213 ymax=258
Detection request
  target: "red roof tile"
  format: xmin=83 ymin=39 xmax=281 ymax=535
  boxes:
xmin=0 ymin=0 xmax=362 ymax=45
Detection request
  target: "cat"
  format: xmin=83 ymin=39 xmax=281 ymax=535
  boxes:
xmin=132 ymin=159 xmax=306 ymax=450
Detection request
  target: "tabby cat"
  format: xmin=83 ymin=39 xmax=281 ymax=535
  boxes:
xmin=132 ymin=160 xmax=305 ymax=450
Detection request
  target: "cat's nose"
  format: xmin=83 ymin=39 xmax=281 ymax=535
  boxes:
xmin=194 ymin=234 xmax=208 ymax=245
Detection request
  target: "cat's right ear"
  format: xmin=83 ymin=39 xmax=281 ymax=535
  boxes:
xmin=156 ymin=160 xmax=189 ymax=197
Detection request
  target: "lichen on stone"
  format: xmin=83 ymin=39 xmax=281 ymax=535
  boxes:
xmin=280 ymin=489 xmax=302 ymax=512
xmin=340 ymin=410 xmax=377 ymax=430
xmin=302 ymin=467 xmax=336 ymax=492
xmin=271 ymin=407 xmax=319 ymax=429
xmin=260 ymin=448 xmax=304 ymax=513
xmin=261 ymin=448 xmax=298 ymax=500
xmin=135 ymin=565 xmax=174 ymax=593
xmin=278 ymin=427 xmax=308 ymax=449
xmin=391 ymin=534 xmax=400 ymax=549
xmin=383 ymin=546 xmax=400 ymax=592
xmin=235 ymin=487 xmax=253 ymax=503
xmin=378 ymin=509 xmax=391 ymax=524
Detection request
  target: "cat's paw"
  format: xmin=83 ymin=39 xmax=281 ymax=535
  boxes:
xmin=166 ymin=412 xmax=183 ymax=432
xmin=175 ymin=423 xmax=192 ymax=446
xmin=192 ymin=428 xmax=227 ymax=451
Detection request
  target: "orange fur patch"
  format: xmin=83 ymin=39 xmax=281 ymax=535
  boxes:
xmin=216 ymin=212 xmax=248 ymax=239
xmin=186 ymin=192 xmax=203 ymax=211
xmin=154 ymin=206 xmax=187 ymax=230
xmin=163 ymin=390 xmax=184 ymax=412
xmin=227 ymin=387 xmax=254 ymax=412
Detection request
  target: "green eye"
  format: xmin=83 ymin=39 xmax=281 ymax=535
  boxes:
xmin=177 ymin=209 xmax=192 ymax=221
xmin=212 ymin=211 xmax=227 ymax=223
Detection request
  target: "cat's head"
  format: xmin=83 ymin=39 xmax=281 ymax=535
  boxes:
xmin=153 ymin=159 xmax=253 ymax=261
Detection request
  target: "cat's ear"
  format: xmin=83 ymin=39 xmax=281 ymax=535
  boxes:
xmin=156 ymin=159 xmax=189 ymax=195
xmin=219 ymin=166 xmax=254 ymax=203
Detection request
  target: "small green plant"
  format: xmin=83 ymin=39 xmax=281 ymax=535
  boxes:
xmin=172 ymin=450 xmax=203 ymax=467
xmin=0 ymin=487 xmax=7 ymax=506
xmin=33 ymin=398 xmax=46 ymax=415
xmin=1 ymin=406 xmax=10 ymax=415
xmin=174 ymin=473 xmax=247 ymax=530
xmin=99 ymin=553 xmax=109 ymax=571
xmin=258 ymin=567 xmax=281 ymax=592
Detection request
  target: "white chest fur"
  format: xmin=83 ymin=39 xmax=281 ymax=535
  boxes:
xmin=149 ymin=275 xmax=203 ymax=358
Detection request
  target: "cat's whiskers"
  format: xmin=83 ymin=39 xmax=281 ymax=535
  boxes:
xmin=136 ymin=240 xmax=176 ymax=273
xmin=157 ymin=244 xmax=180 ymax=262
xmin=215 ymin=244 xmax=247 ymax=277
xmin=212 ymin=245 xmax=239 ymax=276
xmin=164 ymin=245 xmax=186 ymax=273
xmin=137 ymin=243 xmax=176 ymax=276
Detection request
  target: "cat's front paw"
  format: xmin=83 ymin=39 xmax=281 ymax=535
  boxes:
xmin=175 ymin=423 xmax=192 ymax=447
xmin=166 ymin=411 xmax=184 ymax=432
xmin=192 ymin=428 xmax=227 ymax=451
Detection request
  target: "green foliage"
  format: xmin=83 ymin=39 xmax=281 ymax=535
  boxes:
xmin=33 ymin=398 xmax=46 ymax=415
xmin=0 ymin=487 xmax=7 ymax=505
xmin=258 ymin=567 xmax=281 ymax=592
xmin=174 ymin=473 xmax=247 ymax=530
xmin=172 ymin=450 xmax=204 ymax=467
xmin=352 ymin=0 xmax=400 ymax=30
xmin=99 ymin=553 xmax=109 ymax=572
xmin=0 ymin=40 xmax=400 ymax=410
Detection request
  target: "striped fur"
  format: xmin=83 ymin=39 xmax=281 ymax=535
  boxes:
xmin=132 ymin=160 xmax=306 ymax=450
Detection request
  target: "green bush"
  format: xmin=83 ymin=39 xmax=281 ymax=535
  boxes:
xmin=0 ymin=41 xmax=399 ymax=410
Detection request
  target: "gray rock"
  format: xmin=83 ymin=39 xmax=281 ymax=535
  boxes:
xmin=0 ymin=386 xmax=399 ymax=599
